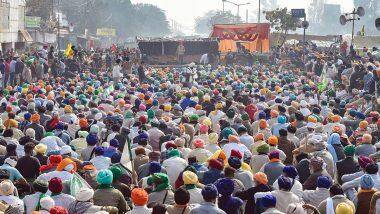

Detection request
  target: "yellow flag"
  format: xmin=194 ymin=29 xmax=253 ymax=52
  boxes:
xmin=360 ymin=25 xmax=365 ymax=36
xmin=65 ymin=43 xmax=73 ymax=58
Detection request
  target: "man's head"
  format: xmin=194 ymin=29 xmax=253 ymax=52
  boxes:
xmin=329 ymin=184 xmax=344 ymax=197
xmin=201 ymin=184 xmax=218 ymax=203
xmin=24 ymin=142 xmax=35 ymax=155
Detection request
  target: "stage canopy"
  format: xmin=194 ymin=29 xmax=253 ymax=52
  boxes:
xmin=210 ymin=23 xmax=270 ymax=53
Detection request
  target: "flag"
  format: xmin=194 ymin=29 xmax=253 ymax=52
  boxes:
xmin=317 ymin=65 xmax=328 ymax=93
xmin=70 ymin=172 xmax=91 ymax=196
xmin=360 ymin=25 xmax=365 ymax=36
xmin=65 ymin=43 xmax=74 ymax=58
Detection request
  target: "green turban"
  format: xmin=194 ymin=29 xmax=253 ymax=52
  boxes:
xmin=109 ymin=165 xmax=123 ymax=180
xmin=241 ymin=113 xmax=250 ymax=121
xmin=256 ymin=144 xmax=270 ymax=154
xmin=125 ymin=110 xmax=133 ymax=119
xmin=168 ymin=149 xmax=180 ymax=158
xmin=344 ymin=145 xmax=355 ymax=156
xmin=147 ymin=173 xmax=170 ymax=192
xmin=190 ymin=114 xmax=199 ymax=123
xmin=147 ymin=109 xmax=155 ymax=120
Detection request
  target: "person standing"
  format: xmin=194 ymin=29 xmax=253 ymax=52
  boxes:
xmin=9 ymin=56 xmax=16 ymax=85
xmin=0 ymin=58 xmax=5 ymax=88
xmin=112 ymin=58 xmax=123 ymax=84
xmin=177 ymin=41 xmax=186 ymax=65
xmin=15 ymin=57 xmax=24 ymax=84
xmin=138 ymin=61 xmax=146 ymax=83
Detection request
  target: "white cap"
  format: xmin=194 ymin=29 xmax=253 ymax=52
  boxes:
xmin=60 ymin=145 xmax=72 ymax=155
xmin=75 ymin=188 xmax=94 ymax=202
xmin=40 ymin=196 xmax=55 ymax=211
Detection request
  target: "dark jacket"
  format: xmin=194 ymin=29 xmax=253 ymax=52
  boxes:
xmin=296 ymin=159 xmax=310 ymax=184
xmin=303 ymin=169 xmax=332 ymax=190
xmin=24 ymin=123 xmax=45 ymax=141
xmin=336 ymin=156 xmax=360 ymax=184
xmin=277 ymin=137 xmax=295 ymax=165
xmin=202 ymin=168 xmax=223 ymax=185
xmin=332 ymin=144 xmax=346 ymax=161
xmin=236 ymin=184 xmax=272 ymax=214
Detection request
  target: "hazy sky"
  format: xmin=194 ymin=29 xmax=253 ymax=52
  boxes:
xmin=132 ymin=0 xmax=354 ymax=30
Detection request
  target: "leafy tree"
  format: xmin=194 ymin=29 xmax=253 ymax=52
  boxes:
xmin=25 ymin=0 xmax=171 ymax=38
xmin=195 ymin=10 xmax=241 ymax=35
xmin=264 ymin=8 xmax=298 ymax=47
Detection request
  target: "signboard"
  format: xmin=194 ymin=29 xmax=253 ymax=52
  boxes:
xmin=291 ymin=9 xmax=306 ymax=18
xmin=25 ymin=16 xmax=41 ymax=28
xmin=96 ymin=28 xmax=116 ymax=37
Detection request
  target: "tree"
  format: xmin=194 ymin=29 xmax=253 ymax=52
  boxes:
xmin=264 ymin=8 xmax=298 ymax=47
xmin=25 ymin=0 xmax=171 ymax=38
xmin=26 ymin=0 xmax=52 ymax=20
xmin=195 ymin=10 xmax=241 ymax=35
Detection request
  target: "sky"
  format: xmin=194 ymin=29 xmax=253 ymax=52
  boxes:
xmin=131 ymin=0 xmax=354 ymax=33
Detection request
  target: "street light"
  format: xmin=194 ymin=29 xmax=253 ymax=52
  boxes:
xmin=339 ymin=6 xmax=365 ymax=45
xmin=222 ymin=0 xmax=250 ymax=23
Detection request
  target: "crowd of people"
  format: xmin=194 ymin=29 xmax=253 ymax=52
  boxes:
xmin=0 ymin=41 xmax=377 ymax=214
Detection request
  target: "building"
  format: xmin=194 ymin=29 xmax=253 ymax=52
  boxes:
xmin=0 ymin=0 xmax=32 ymax=52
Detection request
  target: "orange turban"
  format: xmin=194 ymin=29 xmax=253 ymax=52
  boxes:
xmin=307 ymin=116 xmax=318 ymax=123
xmin=131 ymin=188 xmax=148 ymax=206
xmin=254 ymin=172 xmax=268 ymax=185
xmin=4 ymin=119 xmax=18 ymax=129
xmin=210 ymin=150 xmax=227 ymax=165
xmin=362 ymin=134 xmax=372 ymax=143
xmin=332 ymin=126 xmax=342 ymax=134
xmin=79 ymin=118 xmax=88 ymax=128
xmin=270 ymin=110 xmax=279 ymax=118
xmin=254 ymin=133 xmax=264 ymax=141
xmin=359 ymin=121 xmax=368 ymax=129
xmin=259 ymin=119 xmax=267 ymax=129
xmin=228 ymin=135 xmax=239 ymax=143
xmin=331 ymin=115 xmax=341 ymax=123
xmin=268 ymin=136 xmax=278 ymax=146
xmin=30 ymin=113 xmax=40 ymax=123
xmin=56 ymin=158 xmax=77 ymax=173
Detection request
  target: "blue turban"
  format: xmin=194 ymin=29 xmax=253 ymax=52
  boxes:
xmin=24 ymin=113 xmax=31 ymax=120
xmin=94 ymin=146 xmax=104 ymax=156
xmin=262 ymin=194 xmax=276 ymax=208
xmin=349 ymin=109 xmax=357 ymax=117
xmin=356 ymin=112 xmax=366 ymax=120
xmin=56 ymin=122 xmax=65 ymax=130
xmin=228 ymin=157 xmax=242 ymax=170
xmin=215 ymin=178 xmax=234 ymax=196
xmin=96 ymin=169 xmax=113 ymax=185
xmin=277 ymin=175 xmax=292 ymax=191
xmin=277 ymin=115 xmax=286 ymax=124
xmin=275 ymin=98 xmax=283 ymax=104
xmin=149 ymin=161 xmax=162 ymax=175
xmin=258 ymin=111 xmax=266 ymax=119
xmin=201 ymin=184 xmax=218 ymax=200
xmin=360 ymin=174 xmax=374 ymax=189
xmin=110 ymin=139 xmax=119 ymax=148
xmin=283 ymin=166 xmax=298 ymax=179
xmin=317 ymin=176 xmax=332 ymax=189
xmin=86 ymin=133 xmax=98 ymax=146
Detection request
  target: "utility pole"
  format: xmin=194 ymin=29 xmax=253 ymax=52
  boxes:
xmin=57 ymin=0 xmax=60 ymax=54
xmin=258 ymin=0 xmax=261 ymax=23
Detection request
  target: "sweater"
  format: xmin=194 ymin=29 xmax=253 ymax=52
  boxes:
xmin=235 ymin=184 xmax=272 ymax=214
xmin=355 ymin=189 xmax=376 ymax=214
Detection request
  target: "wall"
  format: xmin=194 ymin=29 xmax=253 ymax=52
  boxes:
xmin=0 ymin=0 xmax=25 ymax=45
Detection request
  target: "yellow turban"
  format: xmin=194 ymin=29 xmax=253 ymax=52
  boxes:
xmin=183 ymin=171 xmax=198 ymax=185
xmin=34 ymin=143 xmax=47 ymax=155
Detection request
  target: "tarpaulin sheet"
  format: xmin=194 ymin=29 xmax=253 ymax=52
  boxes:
xmin=211 ymin=23 xmax=270 ymax=42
